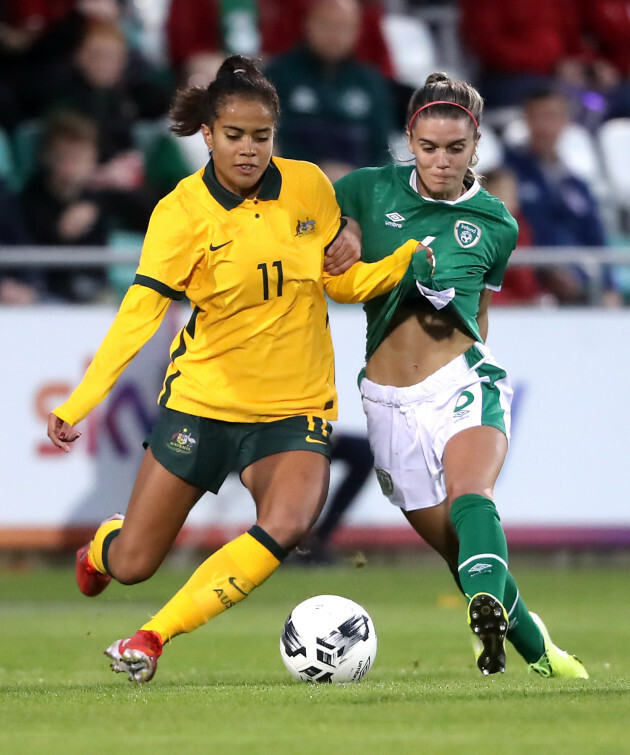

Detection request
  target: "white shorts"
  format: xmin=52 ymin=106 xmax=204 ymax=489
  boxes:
xmin=360 ymin=343 xmax=512 ymax=512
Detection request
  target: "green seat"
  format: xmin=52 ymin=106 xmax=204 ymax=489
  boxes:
xmin=133 ymin=120 xmax=169 ymax=152
xmin=0 ymin=126 xmax=17 ymax=191
xmin=12 ymin=120 xmax=43 ymax=190
xmin=107 ymin=230 xmax=144 ymax=301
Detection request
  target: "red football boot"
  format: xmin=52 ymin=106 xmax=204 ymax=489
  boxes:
xmin=105 ymin=630 xmax=164 ymax=682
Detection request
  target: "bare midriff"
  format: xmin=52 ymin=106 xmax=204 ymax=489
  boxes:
xmin=365 ymin=301 xmax=475 ymax=388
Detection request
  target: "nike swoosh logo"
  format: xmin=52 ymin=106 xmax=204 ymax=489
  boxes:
xmin=305 ymin=435 xmax=327 ymax=445
xmin=210 ymin=240 xmax=233 ymax=251
xmin=228 ymin=576 xmax=249 ymax=596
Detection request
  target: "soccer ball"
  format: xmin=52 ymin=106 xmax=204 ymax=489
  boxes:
xmin=280 ymin=594 xmax=377 ymax=683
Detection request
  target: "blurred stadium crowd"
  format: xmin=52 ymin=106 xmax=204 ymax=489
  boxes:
xmin=1 ymin=0 xmax=630 ymax=307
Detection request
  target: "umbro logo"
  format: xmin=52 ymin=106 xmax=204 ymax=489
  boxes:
xmin=468 ymin=562 xmax=493 ymax=576
xmin=210 ymin=240 xmax=233 ymax=251
xmin=453 ymin=390 xmax=474 ymax=423
xmin=385 ymin=212 xmax=405 ymax=228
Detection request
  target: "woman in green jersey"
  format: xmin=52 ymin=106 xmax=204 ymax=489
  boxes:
xmin=332 ymin=72 xmax=589 ymax=679
xmin=46 ymin=55 xmax=419 ymax=683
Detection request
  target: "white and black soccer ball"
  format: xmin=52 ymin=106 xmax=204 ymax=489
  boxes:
xmin=280 ymin=594 xmax=377 ymax=683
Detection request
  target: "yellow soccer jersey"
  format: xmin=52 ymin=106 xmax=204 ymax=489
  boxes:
xmin=55 ymin=157 xmax=417 ymax=426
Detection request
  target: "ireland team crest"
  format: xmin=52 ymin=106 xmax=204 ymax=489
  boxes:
xmin=454 ymin=219 xmax=482 ymax=248
xmin=374 ymin=467 xmax=394 ymax=496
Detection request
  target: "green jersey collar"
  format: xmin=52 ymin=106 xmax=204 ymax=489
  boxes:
xmin=408 ymin=170 xmax=481 ymax=204
xmin=202 ymin=156 xmax=282 ymax=210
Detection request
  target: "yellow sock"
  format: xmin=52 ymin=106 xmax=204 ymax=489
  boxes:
xmin=88 ymin=517 xmax=124 ymax=574
xmin=142 ymin=527 xmax=285 ymax=643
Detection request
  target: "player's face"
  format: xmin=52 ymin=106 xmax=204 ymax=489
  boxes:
xmin=202 ymin=97 xmax=275 ymax=198
xmin=407 ymin=117 xmax=478 ymax=201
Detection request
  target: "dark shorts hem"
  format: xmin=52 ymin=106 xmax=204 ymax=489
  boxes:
xmin=145 ymin=407 xmax=333 ymax=494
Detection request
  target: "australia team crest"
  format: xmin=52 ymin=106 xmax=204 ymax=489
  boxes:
xmin=168 ymin=427 xmax=198 ymax=454
xmin=454 ymin=219 xmax=482 ymax=248
xmin=295 ymin=218 xmax=316 ymax=236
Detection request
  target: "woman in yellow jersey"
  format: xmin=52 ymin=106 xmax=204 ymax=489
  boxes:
xmin=46 ymin=55 xmax=419 ymax=683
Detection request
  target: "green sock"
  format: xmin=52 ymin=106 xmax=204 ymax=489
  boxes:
xmin=503 ymin=572 xmax=545 ymax=662
xmin=450 ymin=494 xmax=508 ymax=603
xmin=446 ymin=510 xmax=545 ymax=664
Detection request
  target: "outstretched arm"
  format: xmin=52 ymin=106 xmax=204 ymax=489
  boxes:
xmin=323 ymin=239 xmax=428 ymax=304
xmin=47 ymin=284 xmax=173 ymax=450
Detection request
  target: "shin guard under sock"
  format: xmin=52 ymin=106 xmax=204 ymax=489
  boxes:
xmin=141 ymin=526 xmax=287 ymax=642
xmin=450 ymin=494 xmax=508 ymax=603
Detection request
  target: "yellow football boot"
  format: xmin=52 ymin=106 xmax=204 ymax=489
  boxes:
xmin=528 ymin=612 xmax=589 ymax=679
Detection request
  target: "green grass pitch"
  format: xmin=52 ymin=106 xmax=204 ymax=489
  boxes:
xmin=1 ymin=556 xmax=629 ymax=754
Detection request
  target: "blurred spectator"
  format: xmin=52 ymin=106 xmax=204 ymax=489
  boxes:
xmin=577 ymin=0 xmax=630 ymax=121
xmin=166 ymin=0 xmax=259 ymax=80
xmin=0 ymin=177 xmax=41 ymax=304
xmin=18 ymin=112 xmax=150 ymax=303
xmin=43 ymin=19 xmax=170 ymax=177
xmin=481 ymin=168 xmax=546 ymax=306
xmin=265 ymin=0 xmax=394 ymax=181
xmin=503 ymin=88 xmax=622 ymax=306
xmin=581 ymin=0 xmax=630 ymax=76
xmin=458 ymin=0 xmax=600 ymax=114
xmin=259 ymin=0 xmax=393 ymax=76
xmin=19 ymin=112 xmax=108 ymax=303
xmin=459 ymin=0 xmax=582 ymax=108
xmin=0 ymin=0 xmax=123 ymax=128
xmin=165 ymin=0 xmax=393 ymax=80
xmin=5 ymin=0 xmax=120 ymax=31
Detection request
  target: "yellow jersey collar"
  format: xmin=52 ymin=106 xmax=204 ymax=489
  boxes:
xmin=202 ymin=157 xmax=282 ymax=210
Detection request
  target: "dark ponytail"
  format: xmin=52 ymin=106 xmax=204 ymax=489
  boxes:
xmin=169 ymin=55 xmax=281 ymax=137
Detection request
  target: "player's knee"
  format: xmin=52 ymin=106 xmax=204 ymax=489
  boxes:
xmin=110 ymin=549 xmax=158 ymax=585
xmin=258 ymin=511 xmax=315 ymax=551
xmin=447 ymin=482 xmax=494 ymax=505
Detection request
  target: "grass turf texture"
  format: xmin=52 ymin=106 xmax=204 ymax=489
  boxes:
xmin=1 ymin=558 xmax=628 ymax=754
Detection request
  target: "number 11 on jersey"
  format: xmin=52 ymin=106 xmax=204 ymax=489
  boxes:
xmin=257 ymin=261 xmax=284 ymax=300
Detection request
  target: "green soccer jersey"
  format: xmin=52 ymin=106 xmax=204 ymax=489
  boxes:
xmin=334 ymin=164 xmax=519 ymax=359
